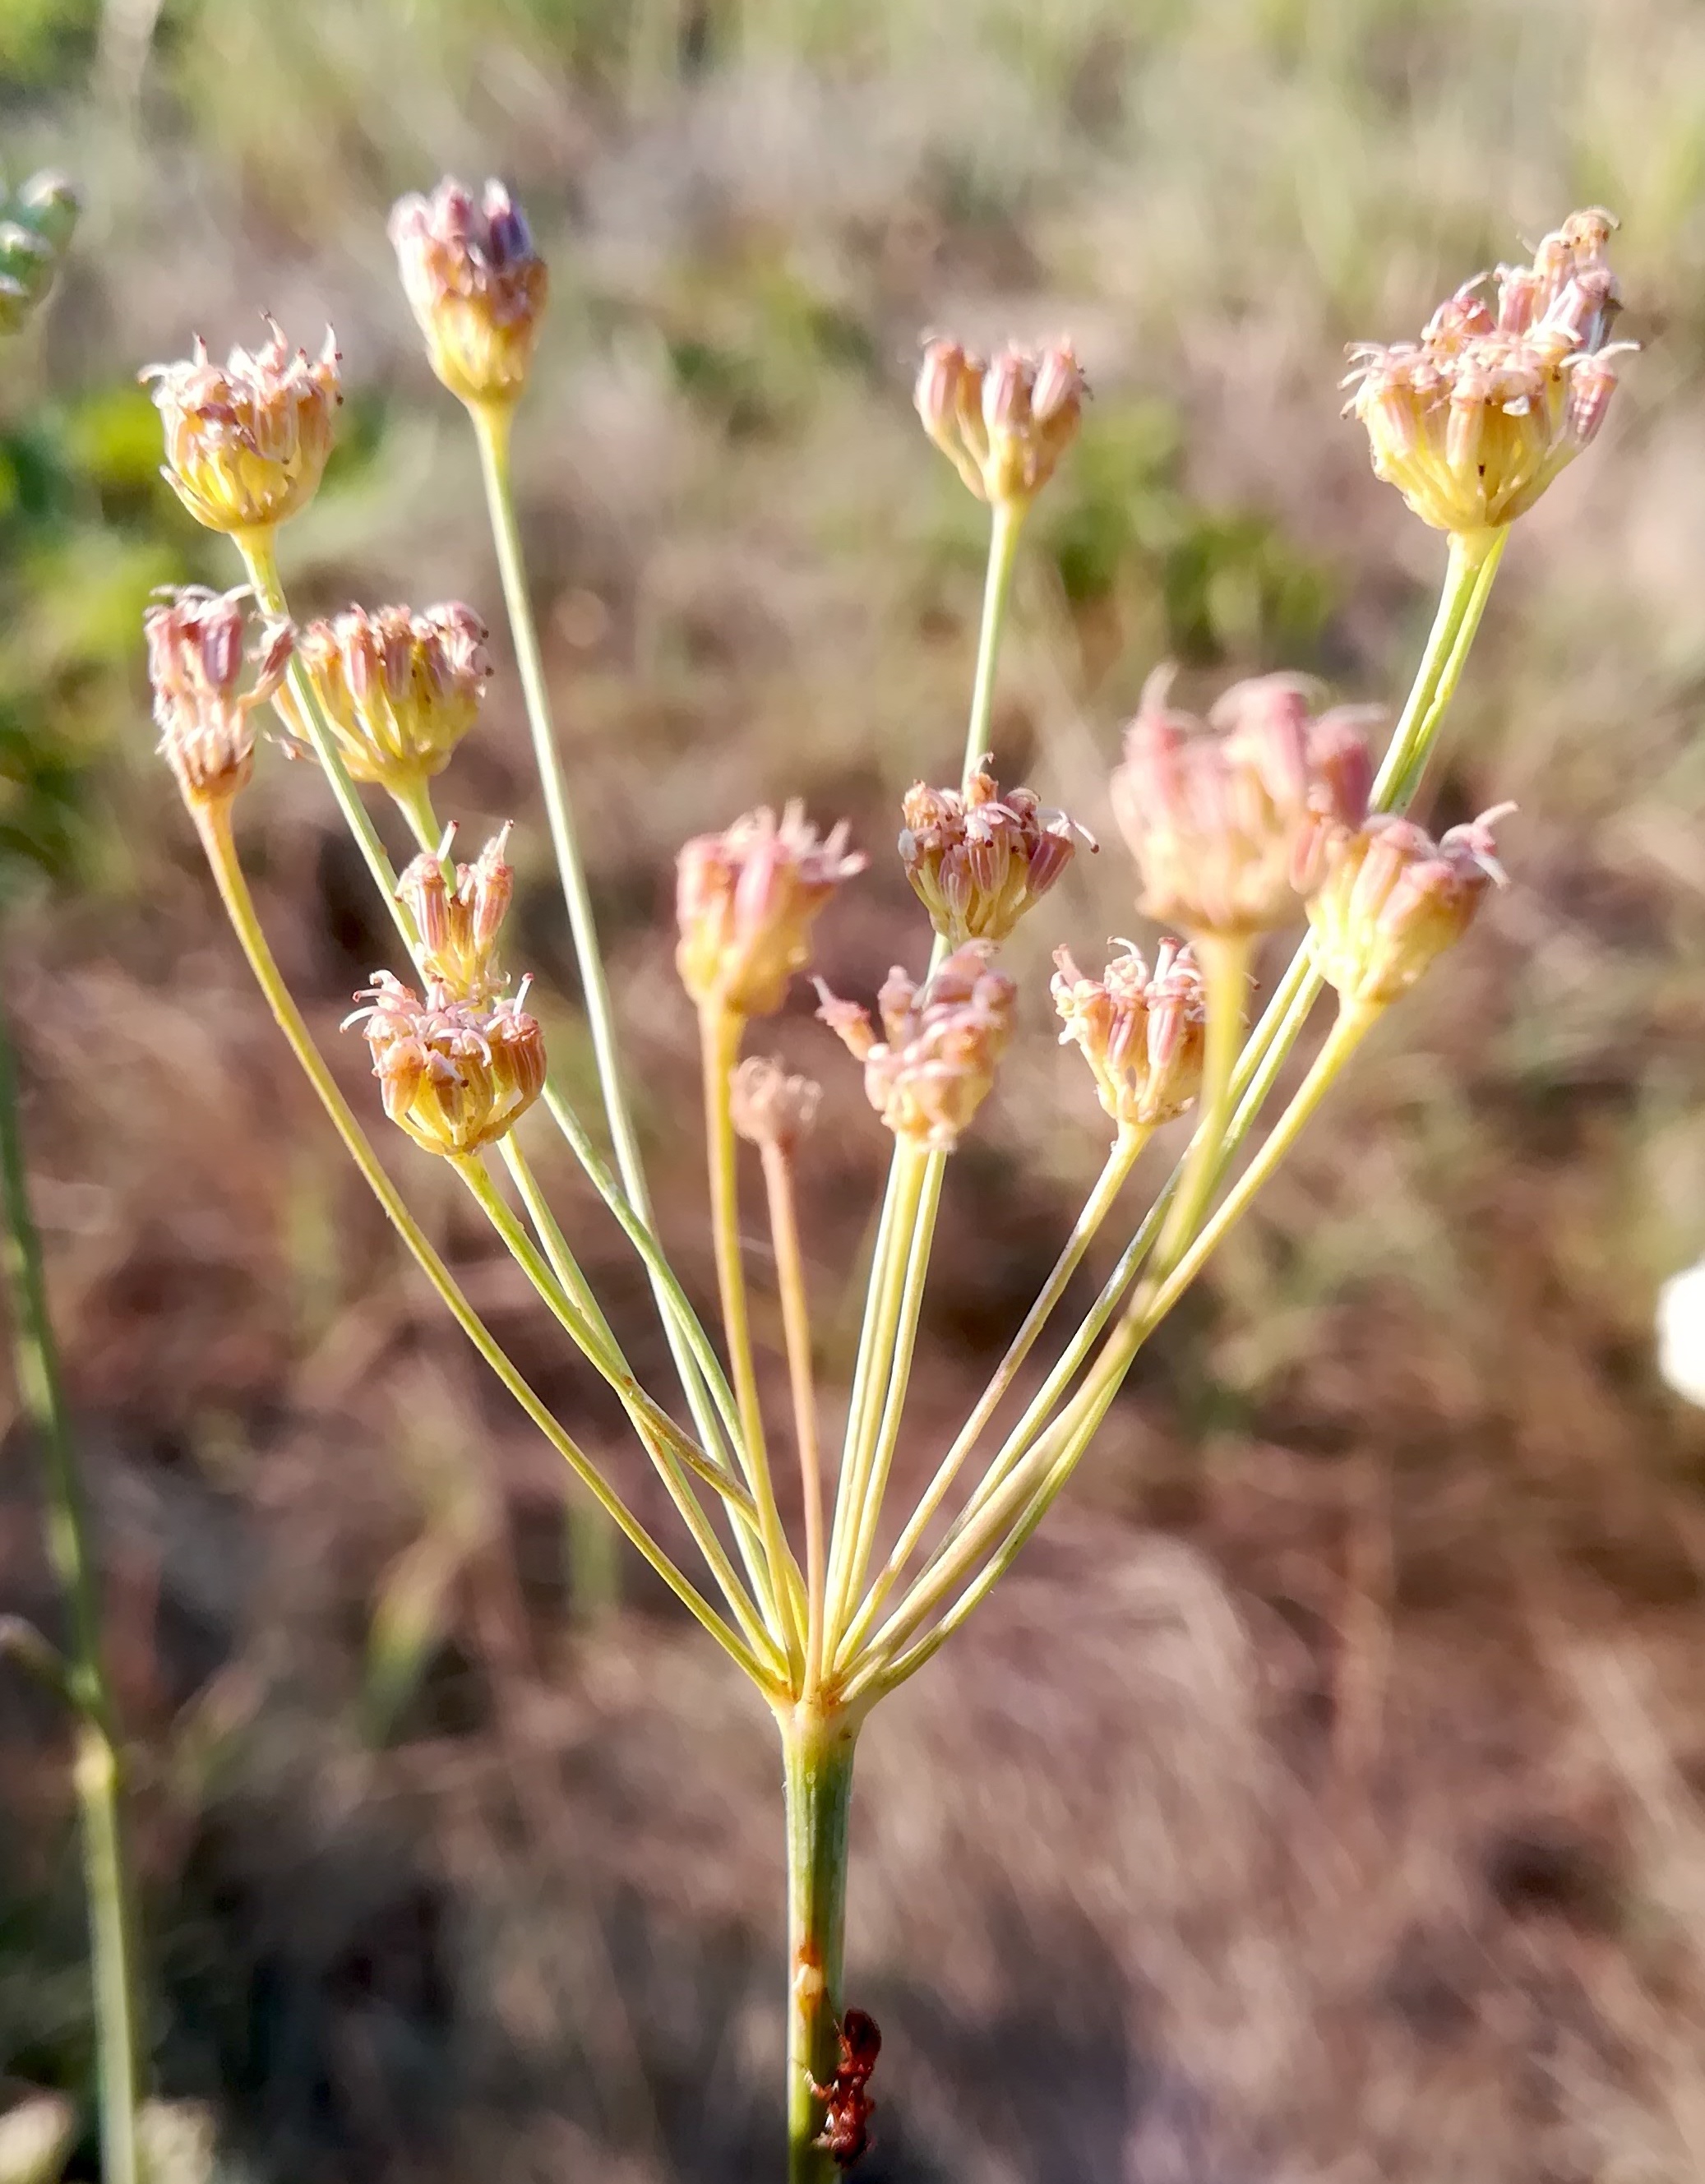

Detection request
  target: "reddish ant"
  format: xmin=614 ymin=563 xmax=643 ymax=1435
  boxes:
xmin=809 ymin=2006 xmax=881 ymax=2168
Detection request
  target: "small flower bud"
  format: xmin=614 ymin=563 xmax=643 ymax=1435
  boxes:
xmin=389 ymin=178 xmax=548 ymax=411
xmin=677 ymin=803 xmax=866 ymax=1019
xmin=141 ymin=317 xmax=341 ymax=538
xmin=899 ymin=762 xmax=1092 ymax=949
xmin=294 ymin=603 xmax=489 ymax=795
xmin=144 ymin=584 xmax=293 ymax=808
xmin=1051 ymin=939 xmax=1207 ymax=1133
xmin=815 ymin=943 xmax=1015 ymax=1152
xmin=1306 ymin=805 xmax=1513 ymax=1009
xmin=730 ymin=1055 xmax=821 ymax=1152
xmin=397 ymin=823 xmax=515 ymax=1004
xmin=344 ymin=971 xmax=546 ymax=1157
xmin=1343 ymin=209 xmax=1633 ymax=536
xmin=915 ymin=335 xmax=1085 ymax=508
xmin=1111 ymin=671 xmax=1374 ymax=939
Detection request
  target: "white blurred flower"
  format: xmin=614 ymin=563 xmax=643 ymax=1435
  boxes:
xmin=1656 ymin=1258 xmax=1705 ymax=1407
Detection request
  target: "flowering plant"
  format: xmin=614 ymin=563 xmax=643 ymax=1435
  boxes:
xmin=127 ymin=194 xmax=1633 ymax=2177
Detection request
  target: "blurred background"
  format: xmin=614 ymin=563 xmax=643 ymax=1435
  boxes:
xmin=5 ymin=0 xmax=1705 ymax=2177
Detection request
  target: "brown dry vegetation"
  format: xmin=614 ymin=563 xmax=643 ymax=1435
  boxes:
xmin=7 ymin=0 xmax=1705 ymax=2177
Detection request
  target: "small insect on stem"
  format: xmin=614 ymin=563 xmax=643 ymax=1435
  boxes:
xmin=810 ymin=2007 xmax=881 ymax=2169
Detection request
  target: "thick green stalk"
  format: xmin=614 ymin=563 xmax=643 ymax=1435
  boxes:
xmin=780 ymin=1706 xmax=858 ymax=2183
xmin=190 ymin=801 xmax=773 ymax=1688
xmin=957 ymin=496 xmax=1026 ymax=794
xmin=0 ymin=1000 xmax=141 ymax=2184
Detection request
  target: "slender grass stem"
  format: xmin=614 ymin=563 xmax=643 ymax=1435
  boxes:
xmin=834 ymin=1122 xmax=1145 ymax=1672
xmin=850 ymin=1002 xmax=1380 ymax=1701
xmin=0 ymin=1001 xmax=141 ymax=2184
xmin=760 ymin=1138 xmax=829 ymax=1698
xmin=702 ymin=1004 xmax=805 ymax=1673
xmin=191 ymin=801 xmax=775 ymax=1689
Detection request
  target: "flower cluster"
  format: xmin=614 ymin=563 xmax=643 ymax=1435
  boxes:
xmin=816 ymin=944 xmax=1015 ymax=1152
xmin=397 ymin=824 xmax=515 ymax=1006
xmin=899 ymin=764 xmax=1090 ymax=948
xmin=0 ymin=170 xmax=78 ymax=335
xmin=141 ymin=318 xmax=341 ymax=537
xmin=144 ymin=586 xmax=293 ymax=809
xmin=294 ymin=603 xmax=489 ymax=795
xmin=1344 ymin=207 xmax=1633 ymax=535
xmin=1051 ymin=940 xmax=1207 ymax=1133
xmin=916 ymin=337 xmax=1086 ymax=507
xmin=677 ymin=804 xmax=866 ymax=1019
xmin=1111 ymin=672 xmax=1375 ymax=939
xmin=389 ymin=178 xmax=548 ymax=410
xmin=345 ymin=970 xmax=546 ymax=1158
xmin=1306 ymin=805 xmax=1513 ymax=1010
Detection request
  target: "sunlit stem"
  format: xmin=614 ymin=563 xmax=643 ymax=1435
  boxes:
xmin=238 ymin=533 xmax=418 ymax=958
xmin=372 ymin=765 xmax=751 ymax=1477
xmin=190 ymin=798 xmax=775 ymax=1690
xmin=455 ymin=1147 xmax=784 ymax=1674
xmin=0 ymin=1002 xmax=141 ymax=2184
xmin=948 ymin=528 xmax=1504 ymax=1548
xmin=849 ymin=1000 xmax=1380 ymax=1701
xmin=466 ymin=407 xmax=751 ymax=1509
xmin=759 ymin=1136 xmax=829 ymax=1698
xmin=957 ymin=495 xmax=1027 ymax=795
xmin=1148 ymin=932 xmax=1250 ymax=1280
xmin=780 ymin=1703 xmax=858 ymax=2184
xmin=830 ymin=1150 xmax=945 ymax=1658
xmin=702 ymin=1003 xmax=806 ymax=1674
xmin=834 ymin=1121 xmax=1146 ymax=1673
xmin=821 ymin=1142 xmax=929 ymax=1657
xmin=390 ymin=774 xmax=451 ymax=868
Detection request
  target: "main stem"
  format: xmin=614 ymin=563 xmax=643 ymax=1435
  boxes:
xmin=0 ymin=1000 xmax=141 ymax=2184
xmin=780 ymin=1705 xmax=857 ymax=2184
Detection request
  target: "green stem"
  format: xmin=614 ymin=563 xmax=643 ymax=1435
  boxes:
xmin=461 ymin=1146 xmax=784 ymax=1674
xmin=466 ymin=407 xmax=743 ymax=1514
xmin=821 ymin=1144 xmax=928 ymax=1659
xmin=831 ymin=1150 xmax=945 ymax=1660
xmin=702 ymin=1004 xmax=805 ymax=1673
xmin=1148 ymin=932 xmax=1250 ymax=1279
xmin=780 ymin=1705 xmax=858 ymax=2183
xmin=191 ymin=801 xmax=774 ymax=1688
xmin=238 ymin=534 xmax=418 ymax=958
xmin=834 ymin=1121 xmax=1145 ymax=1674
xmin=958 ymin=496 xmax=1026 ymax=793
xmin=851 ymin=1003 xmax=1380 ymax=1701
xmin=937 ymin=530 xmax=1503 ymax=1553
xmin=0 ymin=1000 xmax=141 ymax=2184
xmin=760 ymin=1139 xmax=829 ymax=1699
